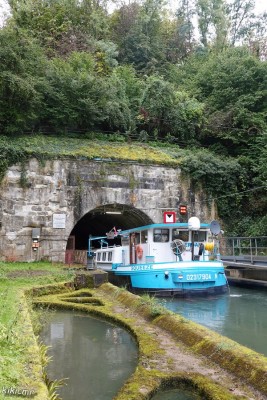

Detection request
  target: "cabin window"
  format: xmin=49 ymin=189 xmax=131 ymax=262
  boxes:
xmin=172 ymin=229 xmax=189 ymax=242
xmin=135 ymin=232 xmax=141 ymax=244
xmin=153 ymin=228 xmax=169 ymax=242
xmin=141 ymin=230 xmax=148 ymax=243
xmin=102 ymin=252 xmax=106 ymax=261
xmin=121 ymin=236 xmax=129 ymax=246
xmin=193 ymin=231 xmax=207 ymax=242
xmin=97 ymin=252 xmax=101 ymax=261
xmin=108 ymin=252 xmax=112 ymax=261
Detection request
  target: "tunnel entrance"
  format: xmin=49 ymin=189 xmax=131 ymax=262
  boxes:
xmin=68 ymin=204 xmax=154 ymax=251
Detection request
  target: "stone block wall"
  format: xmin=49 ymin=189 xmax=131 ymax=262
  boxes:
xmin=0 ymin=158 xmax=216 ymax=262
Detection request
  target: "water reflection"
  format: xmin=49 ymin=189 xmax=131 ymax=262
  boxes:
xmin=152 ymin=388 xmax=200 ymax=400
xmin=163 ymin=293 xmax=229 ymax=331
xmin=162 ymin=286 xmax=267 ymax=356
xmin=40 ymin=311 xmax=138 ymax=400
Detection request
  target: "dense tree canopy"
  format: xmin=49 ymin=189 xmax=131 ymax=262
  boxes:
xmin=0 ymin=0 xmax=267 ymax=235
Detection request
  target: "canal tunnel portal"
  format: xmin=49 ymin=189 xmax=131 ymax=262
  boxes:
xmin=70 ymin=204 xmax=153 ymax=250
xmin=0 ymin=158 xmax=216 ymax=262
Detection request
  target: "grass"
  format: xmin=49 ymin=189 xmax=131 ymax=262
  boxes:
xmin=0 ymin=261 xmax=74 ymax=399
xmin=2 ymin=265 xmax=267 ymax=399
xmin=0 ymin=135 xmax=182 ymax=167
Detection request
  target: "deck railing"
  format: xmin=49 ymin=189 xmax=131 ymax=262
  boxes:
xmin=220 ymin=236 xmax=267 ymax=264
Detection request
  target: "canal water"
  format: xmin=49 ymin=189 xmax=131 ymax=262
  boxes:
xmin=152 ymin=388 xmax=201 ymax=400
xmin=40 ymin=311 xmax=138 ymax=400
xmin=161 ymin=286 xmax=267 ymax=356
xmin=40 ymin=286 xmax=267 ymax=399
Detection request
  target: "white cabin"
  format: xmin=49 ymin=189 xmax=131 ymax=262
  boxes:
xmin=91 ymin=223 xmax=214 ymax=270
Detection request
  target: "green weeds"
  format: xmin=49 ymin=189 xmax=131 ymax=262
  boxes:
xmin=0 ymin=135 xmax=179 ymax=183
xmin=0 ymin=261 xmax=73 ymax=397
xmin=39 ymin=342 xmax=67 ymax=400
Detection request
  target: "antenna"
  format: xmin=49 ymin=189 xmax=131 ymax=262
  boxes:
xmin=188 ymin=217 xmax=200 ymax=230
xmin=210 ymin=220 xmax=221 ymax=236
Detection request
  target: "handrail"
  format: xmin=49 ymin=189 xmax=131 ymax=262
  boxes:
xmin=220 ymin=236 xmax=267 ymax=263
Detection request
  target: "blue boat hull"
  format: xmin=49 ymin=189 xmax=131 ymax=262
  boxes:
xmin=112 ymin=262 xmax=228 ymax=297
xmin=129 ymin=283 xmax=229 ymax=297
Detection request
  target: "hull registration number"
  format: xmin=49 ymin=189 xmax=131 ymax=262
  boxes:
xmin=186 ymin=273 xmax=212 ymax=281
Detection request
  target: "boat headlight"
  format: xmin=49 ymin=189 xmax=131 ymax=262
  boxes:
xmin=164 ymin=271 xmax=169 ymax=279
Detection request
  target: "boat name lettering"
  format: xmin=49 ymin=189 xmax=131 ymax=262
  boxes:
xmin=186 ymin=274 xmax=212 ymax=281
xmin=131 ymin=265 xmax=153 ymax=271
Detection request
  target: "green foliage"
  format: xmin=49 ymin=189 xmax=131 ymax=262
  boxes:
xmin=180 ymin=148 xmax=242 ymax=191
xmin=0 ymin=261 xmax=71 ymax=392
xmin=39 ymin=342 xmax=67 ymax=400
xmin=113 ymin=0 xmax=166 ymax=73
xmin=138 ymin=75 xmax=204 ymax=141
xmin=0 ymin=136 xmax=27 ymax=181
xmin=39 ymin=52 xmax=105 ymax=130
xmin=0 ymin=27 xmax=46 ymax=134
xmin=254 ymin=133 xmax=267 ymax=182
xmin=172 ymin=47 xmax=267 ymax=159
xmin=0 ymin=0 xmax=266 ymax=235
xmin=0 ymin=135 xmax=179 ymax=184
xmin=9 ymin=0 xmax=110 ymax=56
xmin=179 ymin=148 xmax=250 ymax=222
xmin=112 ymin=66 xmax=144 ymax=128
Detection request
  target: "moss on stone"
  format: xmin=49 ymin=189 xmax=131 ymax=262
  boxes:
xmin=98 ymin=283 xmax=267 ymax=395
xmin=23 ymin=281 xmax=267 ymax=399
xmin=16 ymin=291 xmax=49 ymax=400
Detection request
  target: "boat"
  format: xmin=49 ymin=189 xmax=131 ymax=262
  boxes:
xmin=87 ymin=217 xmax=228 ymax=296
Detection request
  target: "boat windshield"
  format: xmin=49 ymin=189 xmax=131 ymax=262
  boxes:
xmin=193 ymin=231 xmax=207 ymax=242
xmin=172 ymin=229 xmax=189 ymax=242
xmin=153 ymin=228 xmax=170 ymax=242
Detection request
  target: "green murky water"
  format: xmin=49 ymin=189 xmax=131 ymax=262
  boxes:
xmin=40 ymin=311 xmax=138 ymax=400
xmin=162 ymin=286 xmax=267 ymax=356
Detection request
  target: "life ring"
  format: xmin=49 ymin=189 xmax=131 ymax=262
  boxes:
xmin=136 ymin=244 xmax=143 ymax=259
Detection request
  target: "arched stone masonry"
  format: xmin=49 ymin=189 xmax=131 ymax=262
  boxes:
xmin=0 ymin=158 xmax=216 ymax=262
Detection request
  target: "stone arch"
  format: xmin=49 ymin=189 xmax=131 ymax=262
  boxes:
xmin=68 ymin=203 xmax=154 ymax=250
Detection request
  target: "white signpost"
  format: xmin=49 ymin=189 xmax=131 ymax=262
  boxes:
xmin=53 ymin=213 xmax=66 ymax=229
xmin=163 ymin=211 xmax=176 ymax=223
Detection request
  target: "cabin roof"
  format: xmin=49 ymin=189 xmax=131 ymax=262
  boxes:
xmin=89 ymin=222 xmax=211 ymax=242
xmin=118 ymin=222 xmax=210 ymax=236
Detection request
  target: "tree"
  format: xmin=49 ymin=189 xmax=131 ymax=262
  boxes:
xmin=165 ymin=0 xmax=196 ymax=62
xmin=226 ymin=0 xmax=255 ymax=45
xmin=187 ymin=47 xmax=267 ymax=152
xmin=38 ymin=52 xmax=106 ymax=130
xmin=138 ymin=75 xmax=204 ymax=141
xmin=111 ymin=65 xmax=144 ymax=132
xmin=8 ymin=0 xmax=110 ymax=56
xmin=0 ymin=27 xmax=46 ymax=134
xmin=196 ymin=0 xmax=228 ymax=49
xmin=37 ymin=52 xmax=136 ymax=132
xmin=111 ymin=0 xmax=166 ymax=73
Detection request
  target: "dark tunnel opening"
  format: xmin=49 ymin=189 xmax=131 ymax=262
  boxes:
xmin=68 ymin=204 xmax=153 ymax=250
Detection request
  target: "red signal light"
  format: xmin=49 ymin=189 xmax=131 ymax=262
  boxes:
xmin=179 ymin=205 xmax=187 ymax=215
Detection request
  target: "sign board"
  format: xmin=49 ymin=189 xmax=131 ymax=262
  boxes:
xmin=163 ymin=211 xmax=176 ymax=224
xmin=32 ymin=228 xmax=41 ymax=239
xmin=53 ymin=213 xmax=66 ymax=229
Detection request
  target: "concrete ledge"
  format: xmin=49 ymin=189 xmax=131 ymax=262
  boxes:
xmin=227 ymin=276 xmax=267 ymax=288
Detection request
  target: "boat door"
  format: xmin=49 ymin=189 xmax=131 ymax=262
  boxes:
xmin=129 ymin=230 xmax=147 ymax=264
xmin=130 ymin=233 xmax=136 ymax=264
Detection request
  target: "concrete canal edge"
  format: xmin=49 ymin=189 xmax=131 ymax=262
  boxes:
xmin=23 ymin=277 xmax=267 ymax=400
